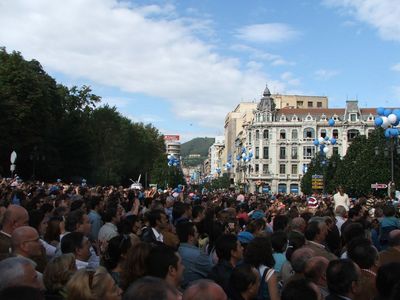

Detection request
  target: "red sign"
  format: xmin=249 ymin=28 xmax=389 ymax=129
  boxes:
xmin=164 ymin=135 xmax=180 ymax=142
xmin=371 ymin=183 xmax=388 ymax=190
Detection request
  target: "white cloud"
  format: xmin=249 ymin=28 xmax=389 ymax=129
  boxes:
xmin=127 ymin=114 xmax=164 ymax=124
xmin=391 ymin=63 xmax=400 ymax=72
xmin=236 ymin=23 xmax=300 ymax=43
xmin=230 ymin=44 xmax=294 ymax=66
xmin=314 ymin=69 xmax=340 ymax=80
xmin=0 ymin=0 xmax=297 ymax=129
xmin=325 ymin=0 xmax=400 ymax=42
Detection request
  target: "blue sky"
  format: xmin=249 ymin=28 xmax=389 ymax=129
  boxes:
xmin=0 ymin=0 xmax=399 ymax=141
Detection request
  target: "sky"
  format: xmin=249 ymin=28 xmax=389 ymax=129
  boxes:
xmin=0 ymin=0 xmax=399 ymax=142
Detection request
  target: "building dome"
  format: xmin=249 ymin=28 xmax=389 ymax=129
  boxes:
xmin=263 ymin=84 xmax=271 ymax=97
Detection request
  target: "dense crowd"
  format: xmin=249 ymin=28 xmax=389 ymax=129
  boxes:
xmin=0 ymin=177 xmax=400 ymax=300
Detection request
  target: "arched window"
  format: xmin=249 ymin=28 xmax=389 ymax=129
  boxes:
xmin=292 ymin=129 xmax=298 ymax=140
xmin=263 ymin=129 xmax=269 ymax=139
xmin=347 ymin=129 xmax=360 ymax=141
xmin=255 ymin=130 xmax=260 ymax=141
xmin=280 ymin=129 xmax=286 ymax=139
xmin=303 ymin=128 xmax=315 ymax=139
xmin=333 ymin=129 xmax=339 ymax=139
xmin=320 ymin=129 xmax=327 ymax=138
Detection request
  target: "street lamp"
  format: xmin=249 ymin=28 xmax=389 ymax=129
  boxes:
xmin=374 ymin=140 xmax=400 ymax=189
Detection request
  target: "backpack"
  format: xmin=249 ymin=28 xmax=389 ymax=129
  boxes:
xmin=257 ymin=265 xmax=271 ymax=300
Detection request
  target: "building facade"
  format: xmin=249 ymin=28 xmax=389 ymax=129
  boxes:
xmin=228 ymin=85 xmax=377 ymax=194
xmin=209 ymin=136 xmax=225 ymax=177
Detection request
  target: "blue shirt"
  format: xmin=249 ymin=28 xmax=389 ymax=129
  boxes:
xmin=88 ymin=210 xmax=103 ymax=241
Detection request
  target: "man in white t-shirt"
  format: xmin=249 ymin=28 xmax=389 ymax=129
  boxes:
xmin=333 ymin=186 xmax=350 ymax=211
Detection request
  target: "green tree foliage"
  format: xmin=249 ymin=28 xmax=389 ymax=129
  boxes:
xmin=0 ymin=48 xmax=184 ymax=186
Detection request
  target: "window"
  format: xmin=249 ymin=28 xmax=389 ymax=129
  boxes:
xmin=291 ymin=164 xmax=298 ymax=175
xmin=333 ymin=147 xmax=339 ymax=155
xmin=320 ymin=129 xmax=327 ymax=138
xmin=303 ymin=146 xmax=315 ymax=159
xmin=291 ymin=146 xmax=298 ymax=159
xmin=292 ymin=129 xmax=298 ymax=140
xmin=304 ymin=128 xmax=315 ymax=139
xmin=248 ymin=131 xmax=252 ymax=144
xmin=280 ymin=147 xmax=286 ymax=159
xmin=280 ymin=129 xmax=286 ymax=139
xmin=280 ymin=164 xmax=286 ymax=174
xmin=255 ymin=130 xmax=259 ymax=141
xmin=263 ymin=130 xmax=269 ymax=139
xmin=278 ymin=183 xmax=287 ymax=193
xmin=350 ymin=113 xmax=357 ymax=122
xmin=255 ymin=147 xmax=259 ymax=159
xmin=297 ymin=101 xmax=303 ymax=107
xmin=263 ymin=147 xmax=269 ymax=159
xmin=308 ymin=101 xmax=313 ymax=107
xmin=317 ymin=102 xmax=322 ymax=108
xmin=333 ymin=129 xmax=339 ymax=139
xmin=263 ymin=164 xmax=269 ymax=174
xmin=347 ymin=129 xmax=360 ymax=141
xmin=255 ymin=164 xmax=259 ymax=173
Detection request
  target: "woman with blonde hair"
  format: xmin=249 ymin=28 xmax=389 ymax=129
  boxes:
xmin=66 ymin=266 xmax=122 ymax=300
xmin=44 ymin=253 xmax=77 ymax=300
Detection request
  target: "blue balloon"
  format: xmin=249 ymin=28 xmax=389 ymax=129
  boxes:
xmin=393 ymin=108 xmax=400 ymax=117
xmin=391 ymin=128 xmax=399 ymax=137
xmin=320 ymin=145 xmax=325 ymax=151
xmin=384 ymin=108 xmax=392 ymax=117
xmin=313 ymin=139 xmax=319 ymax=146
xmin=376 ymin=107 xmax=385 ymax=116
xmin=242 ymin=147 xmax=246 ymax=153
xmin=249 ymin=152 xmax=253 ymax=158
xmin=394 ymin=120 xmax=400 ymax=126
xmin=385 ymin=128 xmax=391 ymax=138
xmin=328 ymin=118 xmax=335 ymax=126
xmin=330 ymin=138 xmax=336 ymax=145
xmin=324 ymin=136 xmax=329 ymax=141
xmin=236 ymin=155 xmax=241 ymax=161
xmin=374 ymin=117 xmax=383 ymax=127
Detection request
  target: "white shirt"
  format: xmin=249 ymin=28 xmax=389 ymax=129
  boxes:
xmin=76 ymin=259 xmax=89 ymax=270
xmin=40 ymin=239 xmax=57 ymax=258
xmin=333 ymin=192 xmax=350 ymax=211
xmin=152 ymin=227 xmax=164 ymax=242
xmin=98 ymin=223 xmax=118 ymax=242
xmin=335 ymin=216 xmax=346 ymax=235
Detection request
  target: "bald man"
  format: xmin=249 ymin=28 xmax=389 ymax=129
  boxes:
xmin=11 ymin=226 xmax=43 ymax=260
xmin=282 ymin=247 xmax=315 ymax=286
xmin=290 ymin=217 xmax=306 ymax=234
xmin=379 ymin=229 xmax=400 ymax=266
xmin=0 ymin=205 xmax=29 ymax=261
xmin=183 ymin=280 xmax=227 ymax=300
xmin=304 ymin=256 xmax=330 ymax=298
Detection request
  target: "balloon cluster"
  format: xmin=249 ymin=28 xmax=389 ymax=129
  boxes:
xmin=224 ymin=154 xmax=234 ymax=171
xmin=215 ymin=167 xmax=222 ymax=175
xmin=374 ymin=108 xmax=400 ymax=138
xmin=313 ymin=136 xmax=337 ymax=154
xmin=236 ymin=146 xmax=253 ymax=163
xmin=167 ymin=154 xmax=180 ymax=167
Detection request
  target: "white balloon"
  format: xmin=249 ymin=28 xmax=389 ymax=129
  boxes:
xmin=242 ymin=153 xmax=246 ymax=158
xmin=388 ymin=114 xmax=398 ymax=124
xmin=381 ymin=116 xmax=389 ymax=128
xmin=318 ymin=137 xmax=325 ymax=144
xmin=323 ymin=147 xmax=329 ymax=153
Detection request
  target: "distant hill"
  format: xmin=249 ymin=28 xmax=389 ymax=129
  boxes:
xmin=181 ymin=137 xmax=215 ymax=157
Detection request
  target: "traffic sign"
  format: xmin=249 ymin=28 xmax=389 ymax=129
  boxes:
xmin=371 ymin=183 xmax=388 ymax=190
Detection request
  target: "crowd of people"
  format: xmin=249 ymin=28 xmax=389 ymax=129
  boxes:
xmin=0 ymin=177 xmax=400 ymax=300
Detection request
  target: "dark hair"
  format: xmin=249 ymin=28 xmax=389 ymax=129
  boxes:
xmin=146 ymin=244 xmax=178 ymax=279
xmin=347 ymin=237 xmax=377 ymax=269
xmin=281 ymin=278 xmax=318 ymax=300
xmin=0 ymin=286 xmax=44 ymax=300
xmin=348 ymin=206 xmax=361 ymax=219
xmin=286 ymin=231 xmax=306 ymax=261
xmin=342 ymin=223 xmax=365 ymax=245
xmin=383 ymin=205 xmax=396 ymax=217
xmin=215 ymin=234 xmax=238 ymax=261
xmin=65 ymin=209 xmax=85 ymax=232
xmin=176 ymin=222 xmax=196 ymax=243
xmin=28 ymin=210 xmax=45 ymax=231
xmin=304 ymin=220 xmax=321 ymax=241
xmin=271 ymin=230 xmax=288 ymax=253
xmin=244 ymin=236 xmax=275 ymax=268
xmin=389 ymin=232 xmax=400 ymax=247
xmin=70 ymin=199 xmax=84 ymax=212
xmin=60 ymin=232 xmax=85 ymax=254
xmin=326 ymin=259 xmax=358 ymax=296
xmin=229 ymin=264 xmax=258 ymax=296
xmin=44 ymin=217 xmax=62 ymax=244
xmin=192 ymin=205 xmax=204 ymax=219
xmin=273 ymin=215 xmax=289 ymax=232
xmin=123 ymin=276 xmax=178 ymax=300
xmin=88 ymin=196 xmax=103 ymax=210
xmin=376 ymin=263 xmax=400 ymax=299
xmin=103 ymin=207 xmax=118 ymax=223
xmin=119 ymin=215 xmax=140 ymax=235
xmin=103 ymin=235 xmax=132 ymax=271
xmin=147 ymin=209 xmax=166 ymax=228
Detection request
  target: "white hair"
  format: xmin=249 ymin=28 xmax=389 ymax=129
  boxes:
xmin=0 ymin=256 xmax=36 ymax=290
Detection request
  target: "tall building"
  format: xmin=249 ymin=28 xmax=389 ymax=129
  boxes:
xmin=164 ymin=135 xmax=181 ymax=157
xmin=226 ymin=85 xmax=377 ymax=194
xmin=209 ymin=136 xmax=225 ymax=177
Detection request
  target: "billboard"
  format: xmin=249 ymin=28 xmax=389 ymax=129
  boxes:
xmin=164 ymin=135 xmax=180 ymax=142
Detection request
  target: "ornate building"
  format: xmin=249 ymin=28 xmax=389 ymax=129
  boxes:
xmin=230 ymin=85 xmax=376 ymax=194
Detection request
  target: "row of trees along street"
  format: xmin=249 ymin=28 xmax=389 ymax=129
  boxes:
xmin=0 ymin=48 xmax=185 ymax=187
xmin=301 ymin=127 xmax=400 ymax=197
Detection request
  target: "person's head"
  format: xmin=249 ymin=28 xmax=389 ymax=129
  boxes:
xmin=281 ymin=278 xmax=321 ymax=300
xmin=271 ymin=230 xmax=288 ymax=253
xmin=304 ymin=256 xmax=329 ymax=287
xmin=1 ymin=204 xmax=29 ymax=234
xmin=326 ymin=259 xmax=360 ymax=298
xmin=215 ymin=234 xmax=243 ymax=265
xmin=147 ymin=209 xmax=168 ymax=230
xmin=0 ymin=257 xmax=44 ymax=290
xmin=389 ymin=229 xmax=400 ymax=247
xmin=273 ymin=215 xmax=289 ymax=232
xmin=66 ymin=267 xmax=122 ymax=300
xmin=120 ymin=242 xmax=152 ymax=291
xmin=146 ymin=244 xmax=184 ymax=288
xmin=290 ymin=217 xmax=306 ymax=233
xmin=88 ymin=196 xmax=104 ymax=212
xmin=28 ymin=210 xmax=47 ymax=237
xmin=347 ymin=237 xmax=379 ymax=270
xmin=376 ymin=262 xmax=400 ymax=300
xmin=383 ymin=205 xmax=396 ymax=217
xmin=337 ymin=186 xmax=344 ymax=195
xmin=176 ymin=221 xmax=198 ymax=245
xmin=65 ymin=209 xmax=91 ymax=236
xmin=305 ymin=218 xmax=328 ymax=243
xmin=291 ymin=247 xmax=315 ymax=274
xmin=229 ymin=264 xmax=260 ymax=300
xmin=192 ymin=205 xmax=205 ymax=221
xmin=103 ymin=234 xmax=132 ymax=272
xmin=0 ymin=286 xmax=44 ymax=300
xmin=43 ymin=253 xmax=76 ymax=292
xmin=342 ymin=222 xmax=365 ymax=246
xmin=348 ymin=206 xmax=362 ymax=221
xmin=183 ymin=280 xmax=227 ymax=300
xmin=11 ymin=226 xmax=42 ymax=258
xmin=244 ymin=236 xmax=275 ymax=268
xmin=335 ymin=205 xmax=347 ymax=218
xmin=60 ymin=232 xmax=91 ymax=262
xmin=103 ymin=207 xmax=121 ymax=225
xmin=44 ymin=216 xmax=62 ymax=243
xmin=286 ymin=231 xmax=306 ymax=261
xmin=123 ymin=276 xmax=179 ymax=300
